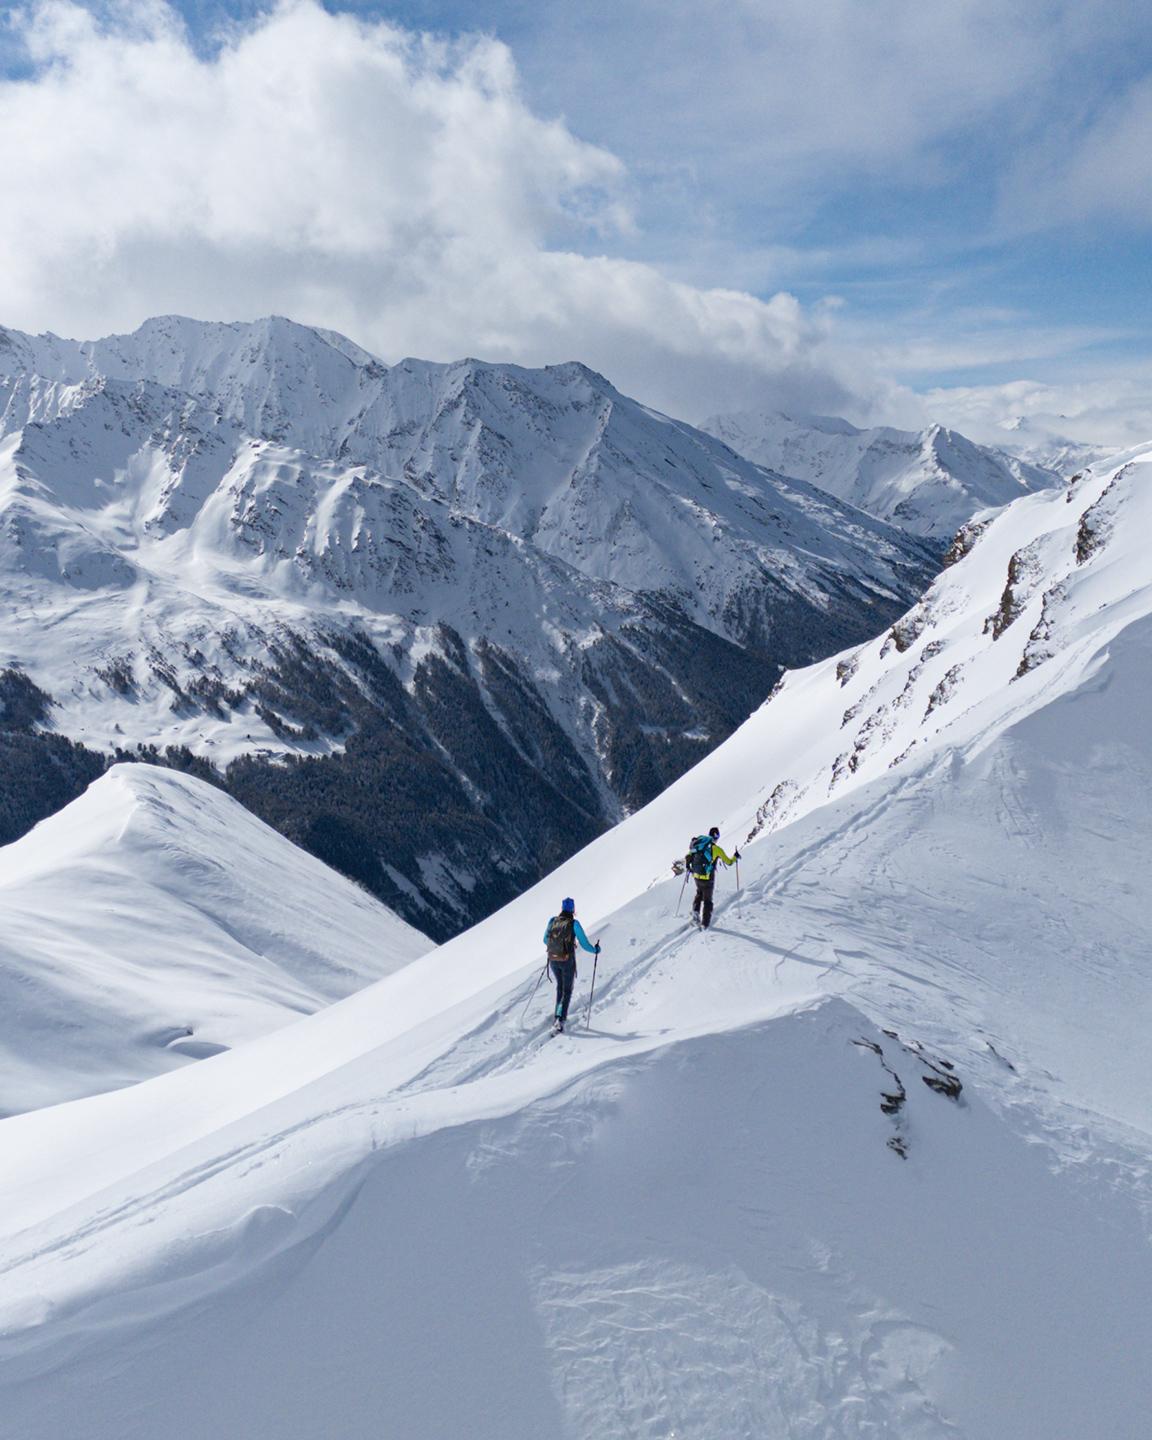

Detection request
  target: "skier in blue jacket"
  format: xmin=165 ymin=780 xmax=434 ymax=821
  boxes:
xmin=543 ymin=897 xmax=599 ymax=1034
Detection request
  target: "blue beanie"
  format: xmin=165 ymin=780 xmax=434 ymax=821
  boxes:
xmin=561 ymin=897 xmax=575 ymax=913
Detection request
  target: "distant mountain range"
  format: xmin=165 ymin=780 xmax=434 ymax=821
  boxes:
xmin=990 ymin=413 xmax=1116 ymax=476
xmin=0 ymin=316 xmax=935 ymax=936
xmin=701 ymin=408 xmax=1065 ymax=541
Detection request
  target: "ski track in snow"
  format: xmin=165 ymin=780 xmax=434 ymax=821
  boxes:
xmin=0 ymin=445 xmax=1152 ymax=1436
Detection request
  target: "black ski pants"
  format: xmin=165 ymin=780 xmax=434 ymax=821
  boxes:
xmin=550 ymin=957 xmax=577 ymax=1021
xmin=693 ymin=876 xmax=715 ymax=927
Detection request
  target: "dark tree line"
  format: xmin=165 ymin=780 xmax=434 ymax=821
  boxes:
xmin=0 ymin=604 xmax=779 ymax=942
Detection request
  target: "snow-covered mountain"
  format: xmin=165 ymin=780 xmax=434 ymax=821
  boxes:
xmin=993 ymin=413 xmax=1116 ymax=475
xmin=0 ymin=446 xmax=1149 ymax=1437
xmin=701 ymin=407 xmax=1063 ymax=540
xmin=0 ymin=316 xmax=935 ymax=936
xmin=0 ymin=764 xmax=431 ymax=1114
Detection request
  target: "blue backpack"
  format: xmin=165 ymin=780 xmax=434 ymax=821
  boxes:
xmin=686 ymin=836 xmax=713 ymax=879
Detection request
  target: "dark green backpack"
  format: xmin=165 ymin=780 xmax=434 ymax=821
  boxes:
xmin=547 ymin=912 xmax=575 ymax=960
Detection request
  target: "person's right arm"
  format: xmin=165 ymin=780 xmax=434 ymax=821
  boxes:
xmin=572 ymin=919 xmax=599 ymax=954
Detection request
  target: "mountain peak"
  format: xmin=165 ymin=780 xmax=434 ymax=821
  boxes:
xmin=701 ymin=407 xmax=1064 ymax=540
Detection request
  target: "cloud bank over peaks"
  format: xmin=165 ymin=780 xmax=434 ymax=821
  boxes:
xmin=0 ymin=0 xmax=895 ymax=424
xmin=924 ymin=372 xmax=1152 ymax=456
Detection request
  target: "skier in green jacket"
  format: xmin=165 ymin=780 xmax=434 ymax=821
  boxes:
xmin=688 ymin=826 xmax=738 ymax=929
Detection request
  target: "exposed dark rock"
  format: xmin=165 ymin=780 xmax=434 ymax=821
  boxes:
xmin=853 ymin=1036 xmax=909 ymax=1148
xmin=1075 ymin=476 xmax=1120 ymax=565
xmin=854 ymin=1030 xmax=965 ymax=1158
xmin=888 ymin=1029 xmax=964 ymax=1101
xmin=882 ymin=606 xmax=929 ymax=655
xmin=922 ymin=1072 xmax=963 ymax=1099
xmin=744 ymin=778 xmax=800 ymax=845
xmin=879 ymin=1086 xmax=906 ymax=1116
xmin=924 ymin=664 xmax=963 ymax=718
xmin=988 ymin=550 xmax=1028 ymax=639
xmin=942 ymin=518 xmax=988 ymax=567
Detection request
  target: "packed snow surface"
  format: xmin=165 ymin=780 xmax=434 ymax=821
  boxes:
xmin=1 ymin=447 xmax=1151 ymax=1436
xmin=0 ymin=766 xmax=431 ymax=1113
xmin=702 ymin=407 xmax=1063 ymax=539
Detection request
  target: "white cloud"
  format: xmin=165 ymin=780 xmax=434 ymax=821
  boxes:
xmin=856 ymin=312 xmax=1130 ymax=378
xmin=501 ymin=0 xmax=1115 ymax=203
xmin=1001 ymin=75 xmax=1152 ymax=229
xmin=923 ymin=373 xmax=1152 ymax=451
xmin=0 ymin=0 xmax=881 ymax=421
xmin=0 ymin=0 xmax=1143 ymax=443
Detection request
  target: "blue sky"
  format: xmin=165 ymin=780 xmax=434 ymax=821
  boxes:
xmin=2 ymin=0 xmax=1150 ymax=443
xmin=345 ymin=0 xmax=1152 ymax=386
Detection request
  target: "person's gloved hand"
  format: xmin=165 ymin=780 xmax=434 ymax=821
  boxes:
xmin=734 ymin=849 xmax=742 ymax=861
xmin=594 ymin=942 xmax=601 ymax=954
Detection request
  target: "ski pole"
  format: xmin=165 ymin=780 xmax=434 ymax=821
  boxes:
xmin=585 ymin=940 xmax=601 ymax=1029
xmin=674 ymin=870 xmax=688 ymax=915
xmin=521 ymin=957 xmax=549 ymax=1027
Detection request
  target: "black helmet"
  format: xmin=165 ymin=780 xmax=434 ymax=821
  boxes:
xmin=709 ymin=826 xmax=720 ymax=839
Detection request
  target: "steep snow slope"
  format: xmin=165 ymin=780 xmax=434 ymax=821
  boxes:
xmin=702 ymin=407 xmax=1062 ymax=539
xmin=0 ymin=450 xmax=1147 ymax=1438
xmin=0 ymin=765 xmax=431 ymax=1114
xmin=0 ymin=317 xmax=934 ymax=935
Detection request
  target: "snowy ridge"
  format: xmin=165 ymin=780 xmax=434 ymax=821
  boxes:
xmin=0 ymin=765 xmax=431 ymax=1114
xmin=0 ymin=315 xmax=386 ymax=448
xmin=702 ymin=406 xmax=1063 ymax=539
xmin=0 ymin=447 xmax=1150 ymax=1435
xmin=706 ymin=442 xmax=1152 ymax=841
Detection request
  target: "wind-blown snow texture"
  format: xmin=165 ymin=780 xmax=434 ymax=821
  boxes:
xmin=0 ymin=765 xmax=431 ymax=1114
xmin=702 ymin=407 xmax=1063 ymax=540
xmin=0 ymin=316 xmax=934 ymax=936
xmin=0 ymin=446 xmax=1150 ymax=1437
